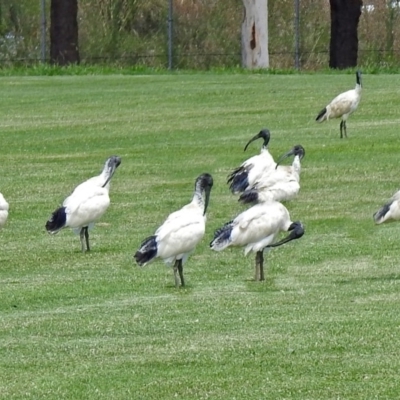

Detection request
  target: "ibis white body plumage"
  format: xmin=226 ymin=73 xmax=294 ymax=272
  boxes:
xmin=0 ymin=192 xmax=9 ymax=229
xmin=134 ymin=173 xmax=214 ymax=287
xmin=227 ymin=129 xmax=276 ymax=194
xmin=210 ymin=200 xmax=304 ymax=281
xmin=45 ymin=156 xmax=121 ymax=252
xmin=316 ymin=70 xmax=362 ymax=138
xmin=373 ymin=189 xmax=400 ymax=224
xmin=239 ymin=145 xmax=305 ymax=204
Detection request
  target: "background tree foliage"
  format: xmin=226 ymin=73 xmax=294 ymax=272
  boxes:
xmin=0 ymin=0 xmax=399 ymax=69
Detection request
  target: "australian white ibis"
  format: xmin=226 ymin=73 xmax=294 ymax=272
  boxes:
xmin=0 ymin=192 xmax=9 ymax=229
xmin=227 ymin=129 xmax=276 ymax=194
xmin=210 ymin=200 xmax=304 ymax=281
xmin=45 ymin=155 xmax=121 ymax=252
xmin=373 ymin=189 xmax=400 ymax=224
xmin=316 ymin=70 xmax=362 ymax=138
xmin=134 ymin=173 xmax=214 ymax=288
xmin=239 ymin=145 xmax=305 ymax=204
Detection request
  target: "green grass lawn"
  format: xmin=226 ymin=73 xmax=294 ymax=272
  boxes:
xmin=1 ymin=72 xmax=400 ymax=399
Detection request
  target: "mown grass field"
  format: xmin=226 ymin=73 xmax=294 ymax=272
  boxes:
xmin=1 ymin=72 xmax=400 ymax=399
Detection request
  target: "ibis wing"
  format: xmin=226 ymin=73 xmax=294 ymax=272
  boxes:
xmin=374 ymin=190 xmax=400 ymax=224
xmin=156 ymin=206 xmax=205 ymax=239
xmin=0 ymin=193 xmax=9 ymax=211
xmin=330 ymin=89 xmax=359 ymax=116
xmin=230 ymin=203 xmax=287 ymax=246
xmin=64 ymin=186 xmax=110 ymax=228
xmin=390 ymin=189 xmax=400 ymax=202
xmin=0 ymin=193 xmax=8 ymax=228
xmin=155 ymin=211 xmax=206 ymax=260
xmin=256 ymin=167 xmax=293 ymax=189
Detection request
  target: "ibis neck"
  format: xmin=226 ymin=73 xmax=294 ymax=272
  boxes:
xmin=194 ymin=192 xmax=205 ymax=212
xmin=193 ymin=186 xmax=208 ymax=214
xmin=292 ymin=156 xmax=301 ymax=175
xmin=100 ymin=169 xmax=113 ymax=188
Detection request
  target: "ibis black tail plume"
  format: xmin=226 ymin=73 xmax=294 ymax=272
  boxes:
xmin=373 ymin=202 xmax=391 ymax=224
xmin=210 ymin=221 xmax=234 ymax=251
xmin=227 ymin=167 xmax=249 ymax=194
xmin=134 ymin=235 xmax=158 ymax=266
xmin=238 ymin=189 xmax=259 ymax=205
xmin=45 ymin=207 xmax=67 ymax=234
xmin=316 ymin=107 xmax=327 ymax=122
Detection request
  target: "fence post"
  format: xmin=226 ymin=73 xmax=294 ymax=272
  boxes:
xmin=40 ymin=0 xmax=46 ymax=63
xmin=168 ymin=0 xmax=173 ymax=69
xmin=294 ymin=0 xmax=300 ymax=70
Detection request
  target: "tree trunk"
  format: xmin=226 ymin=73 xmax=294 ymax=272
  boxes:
xmin=241 ymin=0 xmax=269 ymax=69
xmin=50 ymin=0 xmax=80 ymax=65
xmin=329 ymin=0 xmax=362 ymax=69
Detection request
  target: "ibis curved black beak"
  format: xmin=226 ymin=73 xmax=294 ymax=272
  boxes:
xmin=275 ymin=145 xmax=305 ymax=169
xmin=356 ymin=70 xmax=362 ymax=86
xmin=244 ymin=129 xmax=271 ymax=152
xmin=275 ymin=148 xmax=295 ymax=169
xmin=265 ymin=221 xmax=304 ymax=248
xmin=196 ymin=173 xmax=213 ymax=215
xmin=204 ymin=186 xmax=212 ymax=215
xmin=102 ymin=155 xmax=122 ymax=187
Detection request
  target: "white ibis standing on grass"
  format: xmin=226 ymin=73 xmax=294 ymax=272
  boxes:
xmin=134 ymin=173 xmax=214 ymax=288
xmin=0 ymin=192 xmax=9 ymax=229
xmin=210 ymin=200 xmax=304 ymax=281
xmin=316 ymin=70 xmax=362 ymax=138
xmin=45 ymin=155 xmax=121 ymax=252
xmin=373 ymin=189 xmax=400 ymax=224
xmin=239 ymin=145 xmax=305 ymax=205
xmin=227 ymin=129 xmax=276 ymax=194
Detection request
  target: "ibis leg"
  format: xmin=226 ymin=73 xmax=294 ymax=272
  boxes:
xmin=343 ymin=120 xmax=347 ymax=138
xmin=174 ymin=260 xmax=180 ymax=287
xmin=259 ymin=251 xmax=265 ymax=281
xmin=254 ymin=253 xmax=259 ymax=281
xmin=257 ymin=251 xmax=265 ymax=281
xmin=340 ymin=121 xmax=344 ymax=139
xmin=79 ymin=227 xmax=90 ymax=252
xmin=84 ymin=227 xmax=90 ymax=252
xmin=177 ymin=259 xmax=185 ymax=287
xmin=254 ymin=251 xmax=265 ymax=281
xmin=79 ymin=228 xmax=86 ymax=252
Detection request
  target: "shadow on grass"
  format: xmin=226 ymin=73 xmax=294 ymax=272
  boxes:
xmin=244 ymin=277 xmax=284 ymax=292
xmin=335 ymin=273 xmax=400 ymax=284
xmin=164 ymin=283 xmax=196 ymax=294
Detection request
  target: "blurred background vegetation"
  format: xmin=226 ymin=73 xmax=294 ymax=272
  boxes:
xmin=0 ymin=0 xmax=399 ymax=70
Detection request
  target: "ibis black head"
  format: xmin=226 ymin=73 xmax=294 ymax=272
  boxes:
xmin=108 ymin=155 xmax=122 ymax=167
xmin=265 ymin=221 xmax=304 ymax=248
xmin=356 ymin=70 xmax=362 ymax=86
xmin=275 ymin=145 xmax=305 ymax=168
xmin=244 ymin=129 xmax=271 ymax=152
xmin=292 ymin=145 xmax=305 ymax=159
xmin=102 ymin=155 xmax=122 ymax=187
xmin=105 ymin=155 xmax=121 ymax=174
xmin=195 ymin=173 xmax=214 ymax=215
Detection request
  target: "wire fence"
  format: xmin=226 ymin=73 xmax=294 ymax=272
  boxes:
xmin=0 ymin=0 xmax=399 ymax=70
